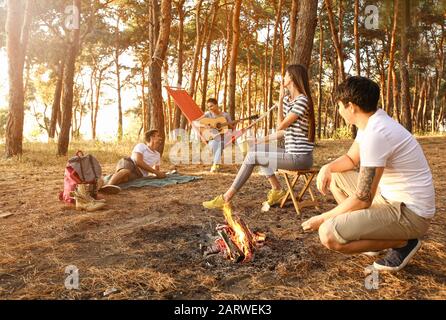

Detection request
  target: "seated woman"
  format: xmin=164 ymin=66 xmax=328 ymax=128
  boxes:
xmin=203 ymin=64 xmax=315 ymax=209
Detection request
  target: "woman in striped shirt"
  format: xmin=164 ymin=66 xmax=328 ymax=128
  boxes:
xmin=203 ymin=64 xmax=315 ymax=209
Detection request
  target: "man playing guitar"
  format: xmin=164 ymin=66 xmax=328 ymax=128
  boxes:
xmin=198 ymin=98 xmax=237 ymax=173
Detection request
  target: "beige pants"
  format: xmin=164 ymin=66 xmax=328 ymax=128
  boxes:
xmin=323 ymin=171 xmax=431 ymax=244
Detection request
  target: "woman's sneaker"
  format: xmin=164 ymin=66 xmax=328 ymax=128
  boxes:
xmin=373 ymin=239 xmax=422 ymax=272
xmin=202 ymin=194 xmax=226 ymax=210
xmin=261 ymin=189 xmax=287 ymax=212
xmin=267 ymin=189 xmax=287 ymax=206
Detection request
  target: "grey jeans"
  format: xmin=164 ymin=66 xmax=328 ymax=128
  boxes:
xmin=231 ymin=144 xmax=313 ymax=191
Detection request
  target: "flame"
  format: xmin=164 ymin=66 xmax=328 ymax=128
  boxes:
xmin=223 ymin=203 xmax=253 ymax=261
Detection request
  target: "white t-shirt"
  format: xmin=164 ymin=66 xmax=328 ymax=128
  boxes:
xmin=355 ymin=109 xmax=435 ymax=218
xmin=130 ymin=143 xmax=161 ymax=177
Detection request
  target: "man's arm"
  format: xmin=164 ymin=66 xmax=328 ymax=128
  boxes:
xmin=132 ymin=152 xmax=165 ymax=178
xmin=302 ymin=166 xmax=384 ymax=231
xmin=316 ymin=142 xmax=360 ymax=195
xmin=327 ymin=141 xmax=360 ymax=172
xmin=322 ymin=166 xmax=384 ymax=219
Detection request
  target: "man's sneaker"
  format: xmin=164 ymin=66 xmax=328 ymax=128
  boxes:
xmin=267 ymin=189 xmax=287 ymax=206
xmin=210 ymin=164 xmax=221 ymax=173
xmin=361 ymin=250 xmax=386 ymax=257
xmin=99 ymin=185 xmax=121 ymax=194
xmin=373 ymin=239 xmax=422 ymax=272
xmin=203 ymin=194 xmax=226 ymax=210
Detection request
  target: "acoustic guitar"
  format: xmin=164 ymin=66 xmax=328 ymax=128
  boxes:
xmin=196 ymin=114 xmax=259 ymax=141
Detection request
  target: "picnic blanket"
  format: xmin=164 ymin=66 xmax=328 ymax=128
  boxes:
xmin=103 ymin=173 xmax=201 ymax=190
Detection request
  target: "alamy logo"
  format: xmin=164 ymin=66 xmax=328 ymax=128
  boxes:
xmin=65 ymin=5 xmax=80 ymax=30
xmin=65 ymin=265 xmax=79 ymax=290
xmin=365 ymin=5 xmax=379 ymax=30
xmin=364 ymin=265 xmax=379 ymax=290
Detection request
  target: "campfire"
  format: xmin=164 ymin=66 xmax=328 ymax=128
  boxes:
xmin=202 ymin=204 xmax=266 ymax=263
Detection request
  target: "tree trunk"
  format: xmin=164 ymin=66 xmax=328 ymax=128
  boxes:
xmin=324 ymin=0 xmax=345 ymax=81
xmin=141 ymin=62 xmax=147 ymax=133
xmin=263 ymin=25 xmax=270 ymax=136
xmin=93 ymin=68 xmax=105 ymax=140
xmin=385 ymin=0 xmax=399 ymax=115
xmin=354 ymin=0 xmax=361 ymax=76
xmin=188 ymin=0 xmax=204 ymax=100
xmin=247 ymin=43 xmax=252 ymax=125
xmin=49 ymin=57 xmax=65 ymax=139
xmin=400 ymin=0 xmax=412 ymax=132
xmin=148 ymin=0 xmax=171 ymax=154
xmin=57 ymin=0 xmax=81 ymax=156
xmin=317 ymin=16 xmax=323 ymax=139
xmin=174 ymin=0 xmax=185 ymax=130
xmin=291 ymin=0 xmax=317 ymax=68
xmin=5 ymin=0 xmax=33 ymax=158
xmin=200 ymin=0 xmax=219 ymax=111
xmin=115 ymin=16 xmax=123 ymax=141
xmin=289 ymin=0 xmax=299 ymax=58
xmin=267 ymin=0 xmax=284 ymax=131
xmin=223 ymin=3 xmax=232 ymax=112
xmin=392 ymin=67 xmax=400 ymax=122
xmin=227 ymin=0 xmax=242 ymax=121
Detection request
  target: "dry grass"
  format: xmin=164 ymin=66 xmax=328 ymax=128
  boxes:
xmin=0 ymin=137 xmax=445 ymax=300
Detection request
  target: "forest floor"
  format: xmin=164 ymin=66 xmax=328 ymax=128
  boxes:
xmin=0 ymin=136 xmax=445 ymax=300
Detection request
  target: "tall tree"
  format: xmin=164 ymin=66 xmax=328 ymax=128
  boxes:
xmin=173 ymin=0 xmax=186 ymax=130
xmin=267 ymin=0 xmax=284 ymax=130
xmin=291 ymin=0 xmax=318 ymax=68
xmin=227 ymin=0 xmax=242 ymax=121
xmin=148 ymin=0 xmax=171 ymax=154
xmin=289 ymin=0 xmax=299 ymax=58
xmin=58 ymin=0 xmax=81 ymax=156
xmin=49 ymin=57 xmax=65 ymax=139
xmin=5 ymin=0 xmax=33 ymax=158
xmin=325 ymin=0 xmax=345 ymax=82
xmin=385 ymin=0 xmax=399 ymax=116
xmin=200 ymin=0 xmax=220 ymax=111
xmin=354 ymin=0 xmax=361 ymax=76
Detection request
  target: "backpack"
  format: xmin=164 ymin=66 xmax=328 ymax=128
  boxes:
xmin=59 ymin=151 xmax=102 ymax=204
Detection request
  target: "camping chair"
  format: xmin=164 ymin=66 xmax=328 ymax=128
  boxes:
xmin=278 ymin=167 xmax=321 ymax=217
xmin=165 ymin=86 xmax=251 ymax=147
xmin=165 ymin=86 xmax=276 ymax=149
xmin=165 ymin=86 xmax=207 ymax=143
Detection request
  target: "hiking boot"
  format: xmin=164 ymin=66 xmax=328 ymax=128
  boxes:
xmin=72 ymin=185 xmax=106 ymax=212
xmin=74 ymin=195 xmax=107 ymax=212
xmin=266 ymin=189 xmax=287 ymax=206
xmin=373 ymin=239 xmax=422 ymax=272
xmin=203 ymin=194 xmax=226 ymax=210
xmin=77 ymin=184 xmax=106 ymax=202
xmin=99 ymin=185 xmax=121 ymax=195
xmin=210 ymin=164 xmax=221 ymax=173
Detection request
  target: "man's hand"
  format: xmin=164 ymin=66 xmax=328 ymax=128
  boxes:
xmin=155 ymin=171 xmax=167 ymax=179
xmin=301 ymin=215 xmax=325 ymax=232
xmin=317 ymin=164 xmax=332 ymax=195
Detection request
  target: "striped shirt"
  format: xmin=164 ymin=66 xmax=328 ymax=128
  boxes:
xmin=283 ymin=94 xmax=314 ymax=155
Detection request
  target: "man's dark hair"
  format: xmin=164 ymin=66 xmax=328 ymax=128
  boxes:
xmin=335 ymin=76 xmax=380 ymax=113
xmin=207 ymin=98 xmax=218 ymax=105
xmin=144 ymin=129 xmax=158 ymax=143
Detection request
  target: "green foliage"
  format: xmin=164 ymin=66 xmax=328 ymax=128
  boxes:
xmin=0 ymin=108 xmax=7 ymax=139
xmin=331 ymin=126 xmax=354 ymax=140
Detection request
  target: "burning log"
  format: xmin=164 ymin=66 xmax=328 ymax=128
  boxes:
xmin=202 ymin=204 xmax=266 ymax=263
